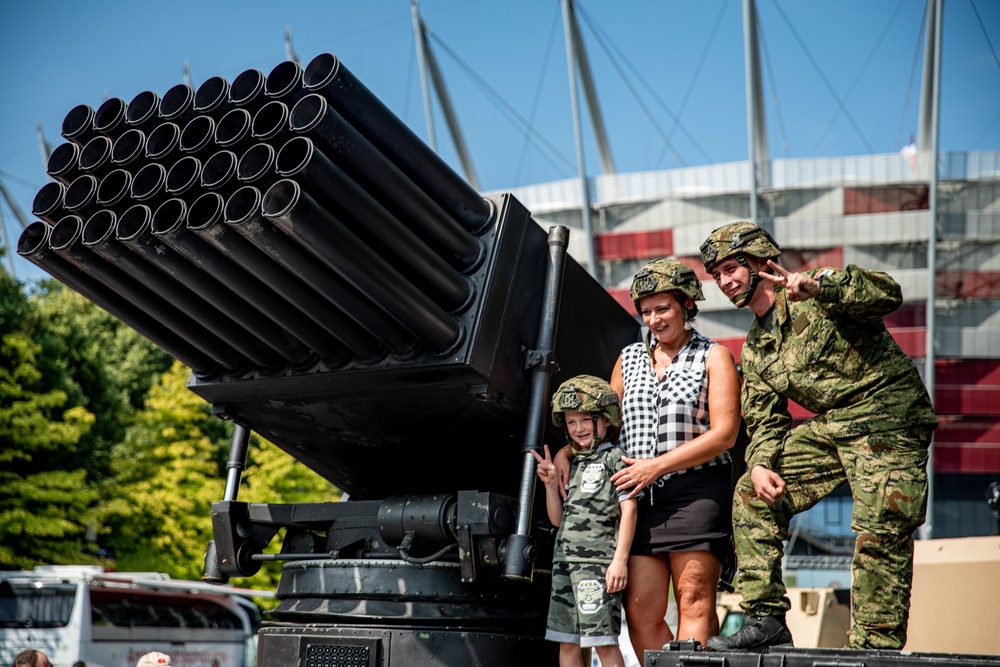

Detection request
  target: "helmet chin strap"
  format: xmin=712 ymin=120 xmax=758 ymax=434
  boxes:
xmin=731 ymin=253 xmax=762 ymax=308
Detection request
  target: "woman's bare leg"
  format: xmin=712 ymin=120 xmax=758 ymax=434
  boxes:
xmin=624 ymin=554 xmax=674 ymax=659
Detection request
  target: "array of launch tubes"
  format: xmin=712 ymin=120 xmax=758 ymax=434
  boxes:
xmin=19 ymin=53 xmax=497 ymax=380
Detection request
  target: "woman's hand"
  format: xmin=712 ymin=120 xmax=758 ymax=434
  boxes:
xmin=612 ymin=455 xmax=659 ymax=497
xmin=553 ymin=444 xmax=572 ymax=500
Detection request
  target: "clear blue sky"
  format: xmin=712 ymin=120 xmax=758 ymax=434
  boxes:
xmin=1 ymin=0 xmax=998 ymax=283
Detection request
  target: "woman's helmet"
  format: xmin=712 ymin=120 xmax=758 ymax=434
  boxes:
xmin=699 ymin=221 xmax=780 ymax=273
xmin=551 ymin=375 xmax=621 ymax=429
xmin=629 ymin=258 xmax=704 ymax=315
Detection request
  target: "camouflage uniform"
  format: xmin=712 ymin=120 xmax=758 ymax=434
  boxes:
xmin=546 ymin=442 xmax=633 ymax=648
xmin=736 ymin=265 xmax=937 ymax=649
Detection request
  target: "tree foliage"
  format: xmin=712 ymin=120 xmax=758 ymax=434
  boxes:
xmin=0 ymin=271 xmax=340 ymax=590
xmin=0 ymin=272 xmax=97 ymax=567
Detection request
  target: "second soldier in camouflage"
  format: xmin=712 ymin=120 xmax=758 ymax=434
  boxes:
xmin=700 ymin=222 xmax=937 ymax=652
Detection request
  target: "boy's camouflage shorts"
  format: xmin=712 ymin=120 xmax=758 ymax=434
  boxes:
xmin=544 ymin=560 xmax=622 ymax=648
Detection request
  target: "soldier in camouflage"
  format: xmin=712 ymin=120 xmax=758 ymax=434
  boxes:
xmin=533 ymin=375 xmax=639 ymax=667
xmin=699 ymin=221 xmax=937 ymax=652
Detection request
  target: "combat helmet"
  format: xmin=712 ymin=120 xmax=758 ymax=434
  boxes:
xmin=700 ymin=221 xmax=780 ymax=308
xmin=629 ymin=258 xmax=704 ymax=316
xmin=551 ymin=375 xmax=621 ymax=444
xmin=700 ymin=221 xmax=780 ymax=273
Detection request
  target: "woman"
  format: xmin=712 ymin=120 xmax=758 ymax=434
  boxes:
xmin=555 ymin=257 xmax=740 ymax=654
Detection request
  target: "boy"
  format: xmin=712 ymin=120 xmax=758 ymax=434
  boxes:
xmin=533 ymin=375 xmax=638 ymax=667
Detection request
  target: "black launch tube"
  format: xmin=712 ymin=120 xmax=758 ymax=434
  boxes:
xmin=186 ymin=191 xmax=361 ymax=363
xmin=302 ymin=53 xmax=493 ymax=234
xmin=201 ymin=150 xmax=240 ymax=196
xmin=228 ymin=69 xmax=267 ymax=113
xmin=289 ymin=93 xmax=483 ymax=273
xmin=126 ymin=90 xmax=161 ymax=131
xmin=250 ymin=100 xmax=292 ymax=145
xmin=274 ymin=137 xmax=474 ymax=313
xmin=118 ymin=202 xmax=313 ymax=368
xmin=145 ymin=121 xmax=183 ymax=165
xmin=17 ymin=221 xmax=217 ymax=375
xmin=93 ymin=97 xmax=128 ymax=140
xmin=96 ymin=169 xmax=133 ymax=209
xmin=180 ymin=116 xmax=218 ymax=159
xmin=194 ymin=75 xmax=232 ymax=118
xmin=159 ymin=83 xmax=196 ymax=124
xmin=78 ymin=136 xmax=115 ymax=179
xmin=262 ymin=179 xmax=463 ymax=355
xmin=225 ymin=185 xmax=405 ymax=358
xmin=47 ymin=142 xmax=82 ymax=186
xmin=82 ymin=210 xmax=282 ymax=369
xmin=62 ymin=103 xmax=98 ymax=147
xmin=165 ymin=156 xmax=203 ymax=198
xmin=148 ymin=198 xmax=342 ymax=366
xmin=130 ymin=163 xmax=170 ymax=210
xmin=32 ymin=181 xmax=67 ymax=225
xmin=214 ymin=109 xmax=254 ymax=153
xmin=63 ymin=174 xmax=100 ymax=220
xmin=111 ymin=129 xmax=146 ymax=172
xmin=264 ymin=60 xmax=306 ymax=106
xmin=48 ymin=214 xmax=242 ymax=372
xmin=235 ymin=143 xmax=278 ymax=188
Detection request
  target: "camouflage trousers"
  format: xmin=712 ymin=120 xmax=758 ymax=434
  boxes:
xmin=545 ymin=560 xmax=622 ymax=648
xmin=733 ymin=415 xmax=932 ymax=649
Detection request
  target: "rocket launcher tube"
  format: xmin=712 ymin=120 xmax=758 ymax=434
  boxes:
xmin=225 ymin=185 xmax=401 ymax=359
xmin=262 ymin=178 xmax=463 ymax=356
xmin=116 ymin=202 xmax=313 ymax=368
xmin=82 ymin=209 xmax=281 ymax=370
xmin=17 ymin=220 xmax=217 ymax=375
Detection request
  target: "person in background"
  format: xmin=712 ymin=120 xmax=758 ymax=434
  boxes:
xmin=135 ymin=652 xmax=171 ymax=667
xmin=12 ymin=650 xmax=52 ymax=667
xmin=699 ymin=221 xmax=937 ymax=652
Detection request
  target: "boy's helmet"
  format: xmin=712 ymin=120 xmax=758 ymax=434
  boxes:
xmin=551 ymin=375 xmax=621 ymax=428
xmin=700 ymin=221 xmax=780 ymax=272
xmin=629 ymin=258 xmax=704 ymax=314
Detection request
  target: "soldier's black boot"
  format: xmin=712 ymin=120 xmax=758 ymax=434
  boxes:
xmin=705 ymin=615 xmax=792 ymax=652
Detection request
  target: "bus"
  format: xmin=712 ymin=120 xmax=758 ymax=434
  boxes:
xmin=0 ymin=565 xmax=272 ymax=667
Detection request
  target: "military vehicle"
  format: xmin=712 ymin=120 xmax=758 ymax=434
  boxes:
xmin=20 ymin=52 xmax=1000 ymax=667
xmin=20 ymin=52 xmax=640 ymax=667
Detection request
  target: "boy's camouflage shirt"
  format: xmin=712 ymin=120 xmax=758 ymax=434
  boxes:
xmin=553 ymin=443 xmax=632 ymax=564
xmin=741 ymin=264 xmax=937 ymax=470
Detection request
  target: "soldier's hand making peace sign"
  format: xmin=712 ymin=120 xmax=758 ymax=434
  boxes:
xmin=758 ymin=259 xmax=821 ymax=302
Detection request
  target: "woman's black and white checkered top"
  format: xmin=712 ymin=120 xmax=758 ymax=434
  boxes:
xmin=618 ymin=330 xmax=730 ymax=480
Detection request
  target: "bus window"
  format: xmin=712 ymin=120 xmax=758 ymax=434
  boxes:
xmin=90 ymin=591 xmax=244 ymax=630
xmin=0 ymin=582 xmax=76 ymax=629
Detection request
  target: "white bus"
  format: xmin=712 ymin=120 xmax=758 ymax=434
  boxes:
xmin=0 ymin=565 xmax=272 ymax=667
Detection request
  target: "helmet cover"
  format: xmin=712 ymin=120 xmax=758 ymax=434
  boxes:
xmin=551 ymin=374 xmax=621 ymax=428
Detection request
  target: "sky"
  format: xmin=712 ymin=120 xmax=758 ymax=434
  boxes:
xmin=1 ymin=0 xmax=998 ymax=284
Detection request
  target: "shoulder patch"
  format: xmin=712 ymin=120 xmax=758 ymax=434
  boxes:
xmin=815 ymin=268 xmax=837 ymax=279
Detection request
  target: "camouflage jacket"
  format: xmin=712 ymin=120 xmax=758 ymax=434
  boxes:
xmin=553 ymin=443 xmax=632 ymax=564
xmin=741 ymin=265 xmax=937 ymax=470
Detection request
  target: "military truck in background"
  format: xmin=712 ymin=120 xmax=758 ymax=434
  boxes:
xmin=20 ymin=52 xmax=1000 ymax=667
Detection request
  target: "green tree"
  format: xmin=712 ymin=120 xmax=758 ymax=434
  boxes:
xmin=0 ymin=270 xmax=99 ymax=567
xmin=107 ymin=360 xmax=224 ymax=579
xmin=32 ymin=282 xmax=172 ymax=480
